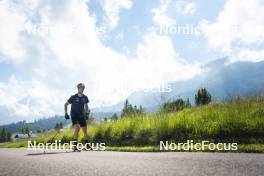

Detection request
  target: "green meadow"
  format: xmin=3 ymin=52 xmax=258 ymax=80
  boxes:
xmin=1 ymin=97 xmax=264 ymax=152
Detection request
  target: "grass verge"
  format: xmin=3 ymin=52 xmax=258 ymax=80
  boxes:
xmin=1 ymin=98 xmax=264 ymax=153
xmin=0 ymin=141 xmax=264 ymax=153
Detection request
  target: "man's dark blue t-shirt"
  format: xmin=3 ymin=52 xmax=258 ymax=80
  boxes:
xmin=68 ymin=94 xmax=89 ymax=115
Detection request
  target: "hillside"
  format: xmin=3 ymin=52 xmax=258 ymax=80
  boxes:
xmin=93 ymin=58 xmax=264 ymax=113
xmin=2 ymin=97 xmax=264 ymax=151
xmin=0 ymin=116 xmax=70 ymax=134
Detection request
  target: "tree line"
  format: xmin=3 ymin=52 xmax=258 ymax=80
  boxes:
xmin=54 ymin=122 xmax=63 ymax=130
xmin=0 ymin=116 xmax=70 ymax=134
xmin=120 ymin=99 xmax=146 ymax=118
xmin=20 ymin=126 xmax=30 ymax=136
xmin=0 ymin=128 xmax=11 ymax=143
xmin=118 ymin=87 xmax=212 ymax=118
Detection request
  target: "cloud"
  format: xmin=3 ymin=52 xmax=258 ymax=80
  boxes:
xmin=0 ymin=0 xmax=27 ymax=62
xmin=235 ymin=49 xmax=264 ymax=62
xmin=0 ymin=76 xmax=63 ymax=124
xmin=204 ymin=0 xmax=264 ymax=56
xmin=123 ymin=32 xmax=201 ymax=95
xmin=101 ymin=0 xmax=133 ymax=30
xmin=0 ymin=0 xmax=200 ymax=123
xmin=151 ymin=0 xmax=176 ymax=27
xmin=175 ymin=1 xmax=196 ymax=15
xmin=151 ymin=0 xmax=196 ymax=27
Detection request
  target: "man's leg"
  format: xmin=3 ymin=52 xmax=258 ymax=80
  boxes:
xmin=81 ymin=123 xmax=92 ymax=150
xmin=74 ymin=124 xmax=80 ymax=140
xmin=81 ymin=125 xmax=88 ymax=141
xmin=79 ymin=118 xmax=92 ymax=150
xmin=70 ymin=124 xmax=80 ymax=150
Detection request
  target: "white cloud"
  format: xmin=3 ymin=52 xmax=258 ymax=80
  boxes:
xmin=204 ymin=0 xmax=264 ymax=56
xmin=0 ymin=0 xmax=200 ymax=123
xmin=151 ymin=0 xmax=176 ymax=27
xmin=0 ymin=1 xmax=27 ymax=62
xmin=175 ymin=1 xmax=196 ymax=15
xmin=235 ymin=49 xmax=264 ymax=62
xmin=125 ymin=32 xmax=200 ymax=91
xmin=101 ymin=0 xmax=132 ymax=30
xmin=151 ymin=0 xmax=196 ymax=27
xmin=0 ymin=76 xmax=64 ymax=124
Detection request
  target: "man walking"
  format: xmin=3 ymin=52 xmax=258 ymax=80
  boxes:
xmin=64 ymin=83 xmax=92 ymax=150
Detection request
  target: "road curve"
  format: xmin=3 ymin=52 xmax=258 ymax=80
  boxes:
xmin=0 ymin=149 xmax=263 ymax=176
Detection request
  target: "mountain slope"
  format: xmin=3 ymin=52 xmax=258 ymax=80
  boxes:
xmin=93 ymin=58 xmax=264 ymax=112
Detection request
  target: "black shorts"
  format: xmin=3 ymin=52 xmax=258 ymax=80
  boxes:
xmin=71 ymin=113 xmax=87 ymax=127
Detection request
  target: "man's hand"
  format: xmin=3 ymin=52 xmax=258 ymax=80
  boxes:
xmin=84 ymin=111 xmax=89 ymax=120
xmin=65 ymin=113 xmax=70 ymax=120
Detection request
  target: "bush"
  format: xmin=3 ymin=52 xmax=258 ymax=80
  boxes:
xmin=195 ymin=88 xmax=212 ymax=105
xmin=162 ymin=98 xmax=191 ymax=113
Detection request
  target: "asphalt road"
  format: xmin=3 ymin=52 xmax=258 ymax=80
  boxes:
xmin=0 ymin=149 xmax=263 ymax=176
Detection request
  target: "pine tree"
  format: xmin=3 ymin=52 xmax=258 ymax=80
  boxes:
xmin=7 ymin=131 xmax=11 ymax=142
xmin=25 ymin=127 xmax=30 ymax=136
xmin=59 ymin=122 xmax=63 ymax=129
xmin=111 ymin=113 xmax=118 ymax=121
xmin=54 ymin=123 xmax=59 ymax=130
xmin=139 ymin=105 xmax=144 ymax=114
xmin=195 ymin=88 xmax=212 ymax=106
xmin=0 ymin=128 xmax=7 ymax=142
xmin=162 ymin=98 xmax=190 ymax=112
xmin=121 ymin=99 xmax=145 ymax=118
xmin=186 ymin=98 xmax=191 ymax=107
xmin=121 ymin=99 xmax=129 ymax=118
xmin=20 ymin=127 xmax=25 ymax=134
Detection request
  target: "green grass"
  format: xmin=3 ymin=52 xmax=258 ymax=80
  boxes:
xmin=1 ymin=97 xmax=264 ymax=153
xmin=106 ymin=144 xmax=264 ymax=153
xmin=1 ymin=142 xmax=263 ymax=153
xmin=87 ymin=97 xmax=264 ymax=146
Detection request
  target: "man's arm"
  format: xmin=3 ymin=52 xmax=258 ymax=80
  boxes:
xmin=84 ymin=103 xmax=90 ymax=120
xmin=64 ymin=102 xmax=70 ymax=119
xmin=84 ymin=103 xmax=89 ymax=113
xmin=64 ymin=101 xmax=70 ymax=114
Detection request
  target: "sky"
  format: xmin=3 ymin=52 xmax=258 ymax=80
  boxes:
xmin=0 ymin=0 xmax=264 ymax=124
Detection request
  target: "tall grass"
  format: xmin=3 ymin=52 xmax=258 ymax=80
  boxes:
xmin=84 ymin=97 xmax=264 ymax=146
xmin=79 ymin=98 xmax=264 ymax=146
xmin=2 ymin=97 xmax=264 ymax=147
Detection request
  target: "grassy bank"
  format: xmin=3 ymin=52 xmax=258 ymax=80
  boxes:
xmin=1 ymin=142 xmax=264 ymax=153
xmin=0 ymin=98 xmax=264 ymax=152
xmin=106 ymin=144 xmax=264 ymax=153
xmin=88 ymin=97 xmax=264 ymax=146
